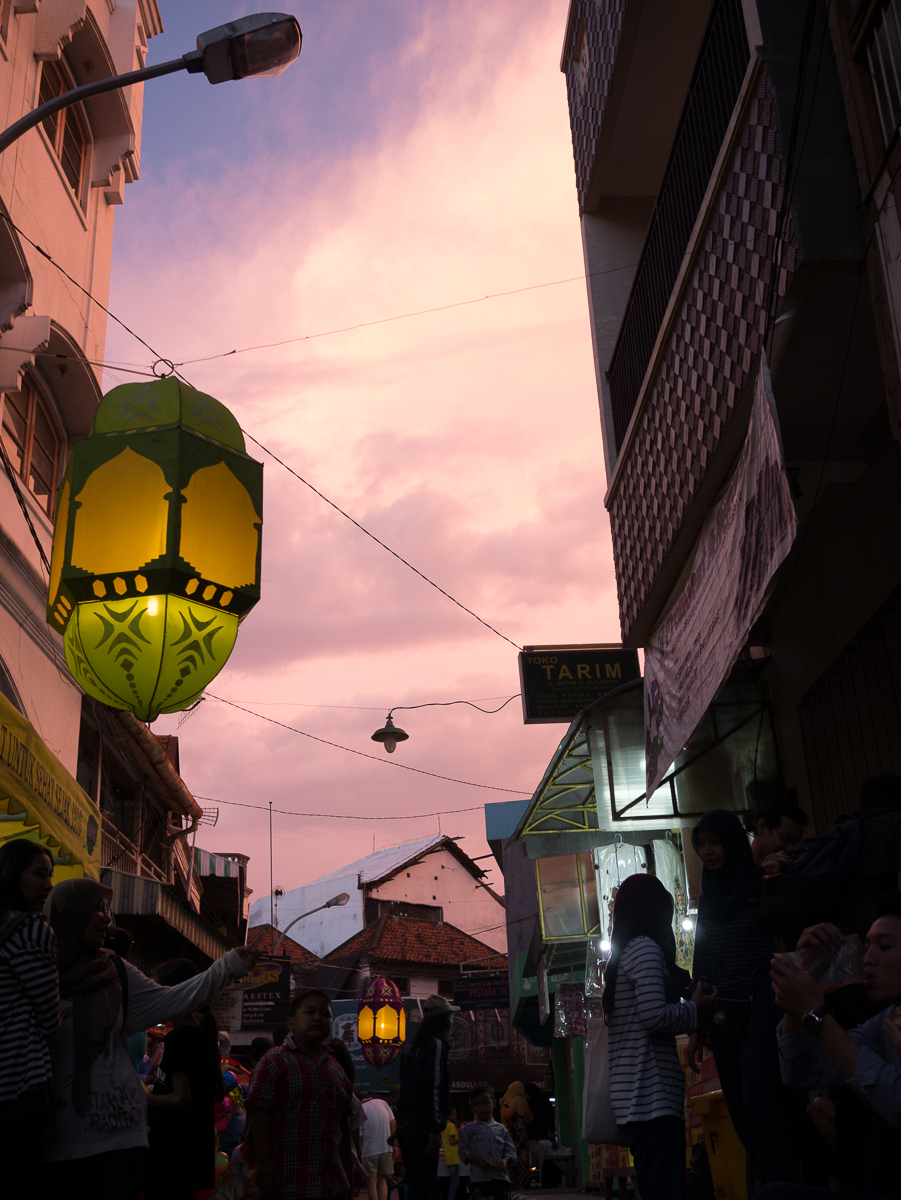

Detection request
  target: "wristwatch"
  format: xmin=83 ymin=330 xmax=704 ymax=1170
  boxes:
xmin=802 ymin=1004 xmax=829 ymax=1036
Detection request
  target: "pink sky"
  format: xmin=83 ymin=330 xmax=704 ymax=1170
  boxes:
xmin=104 ymin=0 xmax=621 ymax=916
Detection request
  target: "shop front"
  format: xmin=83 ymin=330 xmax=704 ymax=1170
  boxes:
xmin=505 ymin=662 xmax=780 ymax=1184
xmin=0 ymin=693 xmax=101 ymax=881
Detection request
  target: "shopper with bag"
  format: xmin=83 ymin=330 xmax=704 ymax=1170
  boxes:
xmin=601 ymin=874 xmax=716 ymax=1200
xmin=689 ymin=809 xmax=801 ymax=1185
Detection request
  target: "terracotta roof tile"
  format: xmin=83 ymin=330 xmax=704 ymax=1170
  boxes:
xmin=325 ymin=916 xmax=506 ymax=971
xmin=247 ymin=923 xmax=316 ymax=968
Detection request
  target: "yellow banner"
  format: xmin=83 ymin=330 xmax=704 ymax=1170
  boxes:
xmin=0 ymin=694 xmax=101 ymax=879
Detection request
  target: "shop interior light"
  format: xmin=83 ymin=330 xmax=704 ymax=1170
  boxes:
xmin=600 ymin=938 xmax=611 ymax=952
xmin=682 ymin=918 xmax=694 ymax=931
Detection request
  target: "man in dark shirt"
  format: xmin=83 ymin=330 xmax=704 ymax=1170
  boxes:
xmin=396 ymin=995 xmax=459 ymax=1200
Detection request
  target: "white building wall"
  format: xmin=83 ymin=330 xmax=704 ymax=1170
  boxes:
xmin=370 ymin=848 xmax=506 ymax=953
xmin=0 ymin=1 xmax=161 ymax=772
xmin=262 ymin=872 xmax=365 ymax=959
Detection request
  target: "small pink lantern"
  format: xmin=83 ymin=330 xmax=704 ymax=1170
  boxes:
xmin=357 ymin=976 xmax=406 ymax=1067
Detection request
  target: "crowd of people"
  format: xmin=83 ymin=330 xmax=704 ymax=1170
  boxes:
xmin=3 ymin=772 xmax=901 ymax=1200
xmin=604 ymin=776 xmax=901 ymax=1200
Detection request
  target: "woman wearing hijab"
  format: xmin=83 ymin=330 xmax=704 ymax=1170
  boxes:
xmin=604 ymin=873 xmax=715 ymax=1200
xmin=42 ymin=877 xmax=257 ymax=1200
xmin=690 ymin=809 xmax=799 ymax=1185
xmin=0 ymin=838 xmax=58 ymax=1197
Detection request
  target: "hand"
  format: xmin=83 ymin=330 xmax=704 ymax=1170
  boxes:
xmin=470 ymin=1155 xmax=491 ymax=1171
xmin=796 ymin=923 xmax=844 ymax=957
xmin=234 ymin=946 xmax=259 ymax=971
xmin=690 ymin=979 xmax=719 ymax=1018
xmin=425 ymin=1133 xmax=440 ymax=1155
xmin=884 ymin=1018 xmax=901 ymax=1056
xmin=770 ymin=953 xmax=823 ymax=1018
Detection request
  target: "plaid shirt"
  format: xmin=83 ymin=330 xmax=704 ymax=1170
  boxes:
xmin=248 ymin=1035 xmax=353 ymax=1200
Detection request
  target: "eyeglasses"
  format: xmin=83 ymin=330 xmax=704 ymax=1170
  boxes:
xmin=97 ymin=899 xmax=112 ymax=914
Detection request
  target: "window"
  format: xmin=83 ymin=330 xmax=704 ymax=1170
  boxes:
xmin=38 ymin=60 xmax=87 ymax=199
xmin=1 ymin=377 xmax=61 ymax=516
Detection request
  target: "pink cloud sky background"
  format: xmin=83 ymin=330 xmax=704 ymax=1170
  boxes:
xmin=102 ymin=0 xmax=622 ymax=920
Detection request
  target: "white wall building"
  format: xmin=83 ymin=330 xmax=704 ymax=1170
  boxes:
xmin=0 ymin=0 xmax=161 ymax=770
xmin=249 ymin=835 xmax=507 ymax=957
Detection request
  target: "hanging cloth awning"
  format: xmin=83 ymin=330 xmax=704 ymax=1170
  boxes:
xmin=0 ymin=693 xmax=101 ymax=879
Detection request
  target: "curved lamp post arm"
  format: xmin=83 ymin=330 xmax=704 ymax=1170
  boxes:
xmin=272 ymin=891 xmax=349 ymax=957
xmin=0 ymin=56 xmax=196 ymax=157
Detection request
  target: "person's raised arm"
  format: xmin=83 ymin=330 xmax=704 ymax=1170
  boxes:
xmin=122 ymin=945 xmax=256 ymax=1035
xmin=771 ymin=954 xmax=859 ymax=1080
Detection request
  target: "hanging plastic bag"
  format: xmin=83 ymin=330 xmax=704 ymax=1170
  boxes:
xmin=582 ymin=1017 xmax=625 ymax=1145
xmin=585 ymin=937 xmax=607 ymax=998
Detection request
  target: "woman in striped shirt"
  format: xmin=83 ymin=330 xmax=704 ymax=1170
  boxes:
xmin=0 ymin=838 xmax=60 ymax=1198
xmin=603 ymin=873 xmax=716 ymax=1200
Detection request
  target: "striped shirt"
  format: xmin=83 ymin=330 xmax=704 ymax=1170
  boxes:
xmin=607 ymin=936 xmax=696 ymax=1125
xmin=0 ymin=911 xmax=59 ymax=1104
xmin=692 ymin=896 xmax=775 ymax=999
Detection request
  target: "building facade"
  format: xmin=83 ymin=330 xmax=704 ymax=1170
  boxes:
xmin=566 ymin=0 xmax=901 ymax=828
xmin=249 ymin=835 xmax=507 ymax=957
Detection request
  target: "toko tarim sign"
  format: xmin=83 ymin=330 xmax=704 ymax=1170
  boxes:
xmin=518 ymin=645 xmax=641 ymax=724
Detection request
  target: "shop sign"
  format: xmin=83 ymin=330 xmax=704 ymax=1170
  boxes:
xmin=0 ymin=694 xmax=101 ymax=877
xmin=453 ymin=978 xmax=509 ymax=1010
xmin=210 ymin=986 xmax=243 ymax=1031
xmin=644 ymin=355 xmax=796 ymax=797
xmin=240 ymin=959 xmax=291 ymax=1028
xmin=519 ymin=646 xmax=640 ymax=724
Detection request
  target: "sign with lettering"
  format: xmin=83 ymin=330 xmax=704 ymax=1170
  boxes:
xmin=240 ymin=959 xmax=291 ymax=1028
xmin=453 ymin=978 xmax=509 ymax=1011
xmin=519 ymin=646 xmax=640 ymax=724
xmin=210 ymin=986 xmax=244 ymax=1031
xmin=0 ymin=693 xmax=101 ymax=877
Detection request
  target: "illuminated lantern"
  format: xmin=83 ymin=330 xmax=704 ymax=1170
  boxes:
xmin=46 ymin=378 xmax=262 ymax=722
xmin=357 ymin=975 xmax=406 ymax=1067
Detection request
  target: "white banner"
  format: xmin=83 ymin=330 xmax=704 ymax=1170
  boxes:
xmin=644 ymin=355 xmax=796 ymax=797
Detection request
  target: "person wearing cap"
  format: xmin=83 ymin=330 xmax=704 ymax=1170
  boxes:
xmin=396 ymin=995 xmax=460 ymax=1200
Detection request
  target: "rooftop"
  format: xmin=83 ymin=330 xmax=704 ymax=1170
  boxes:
xmin=325 ymin=914 xmax=507 ymax=972
xmin=247 ymin=923 xmax=316 ymax=970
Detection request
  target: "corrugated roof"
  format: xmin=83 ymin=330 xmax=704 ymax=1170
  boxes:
xmin=323 ymin=915 xmax=507 ymax=972
xmin=306 ymin=835 xmax=448 ymax=887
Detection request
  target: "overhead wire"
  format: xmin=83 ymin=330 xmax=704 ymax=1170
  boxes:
xmin=199 ymin=795 xmax=486 ymax=819
xmin=206 ymin=693 xmax=531 ymax=794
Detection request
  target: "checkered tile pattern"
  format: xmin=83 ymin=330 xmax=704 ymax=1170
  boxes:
xmin=608 ymin=72 xmax=798 ymax=640
xmin=564 ymin=0 xmax=628 ymax=214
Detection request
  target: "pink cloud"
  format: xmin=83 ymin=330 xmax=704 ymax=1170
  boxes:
xmin=104 ymin=1 xmax=622 ymax=895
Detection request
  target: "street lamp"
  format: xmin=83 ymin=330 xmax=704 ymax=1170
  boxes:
xmin=0 ymin=13 xmax=302 ymax=156
xmin=272 ymin=891 xmax=350 ymax=957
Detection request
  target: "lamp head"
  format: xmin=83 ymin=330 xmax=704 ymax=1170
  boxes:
xmin=371 ymin=714 xmax=409 ymax=755
xmin=188 ymin=13 xmax=302 ymax=84
xmin=327 ymin=892 xmax=350 ymax=908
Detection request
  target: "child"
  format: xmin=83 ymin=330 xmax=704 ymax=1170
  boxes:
xmin=247 ymin=989 xmax=353 ymax=1200
xmin=459 ymin=1087 xmax=516 ymax=1200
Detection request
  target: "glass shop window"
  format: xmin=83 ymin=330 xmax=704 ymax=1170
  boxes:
xmin=38 ymin=60 xmax=88 ymax=201
xmin=535 ymin=852 xmax=600 ymax=940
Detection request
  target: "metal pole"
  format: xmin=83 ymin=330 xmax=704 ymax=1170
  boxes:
xmin=272 ymin=902 xmax=327 ymax=957
xmin=269 ymin=799 xmax=274 ymax=931
xmin=0 ymin=55 xmax=196 ymax=156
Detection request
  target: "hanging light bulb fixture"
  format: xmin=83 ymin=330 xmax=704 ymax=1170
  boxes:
xmin=357 ymin=975 xmax=406 ymax=1066
xmin=371 ymin=713 xmax=409 ymax=754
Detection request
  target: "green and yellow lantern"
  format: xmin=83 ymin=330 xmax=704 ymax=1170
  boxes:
xmin=47 ymin=378 xmax=262 ymax=722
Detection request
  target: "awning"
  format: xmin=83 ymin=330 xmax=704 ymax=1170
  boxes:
xmin=0 ymin=694 xmax=101 ymax=879
xmin=101 ymin=866 xmax=232 ymax=961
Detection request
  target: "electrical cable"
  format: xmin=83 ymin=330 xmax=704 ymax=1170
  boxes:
xmin=193 ymin=693 xmax=516 ymax=710
xmin=389 ymin=695 xmax=519 ymax=716
xmin=171 ymin=263 xmax=639 ymax=367
xmin=198 ymin=794 xmax=485 ymax=819
xmin=0 ymin=435 xmax=51 ymax=574
xmin=205 ymin=693 xmax=531 ymax=794
xmin=239 ymin=427 xmax=524 ymax=651
xmin=0 ymin=208 xmax=525 ymax=653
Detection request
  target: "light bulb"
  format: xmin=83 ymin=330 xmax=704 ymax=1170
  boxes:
xmin=383 ymin=737 xmax=396 ymax=754
xmin=600 ymin=939 xmax=611 ymax=953
xmin=147 ymin=597 xmax=159 ymax=616
xmin=682 ymin=918 xmax=693 ymax=931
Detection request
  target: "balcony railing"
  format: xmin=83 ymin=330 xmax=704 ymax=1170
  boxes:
xmin=100 ymin=821 xmax=167 ymax=884
xmin=606 ymin=0 xmax=749 ymax=452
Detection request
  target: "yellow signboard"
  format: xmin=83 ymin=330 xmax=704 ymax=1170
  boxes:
xmin=0 ymin=694 xmax=101 ymax=879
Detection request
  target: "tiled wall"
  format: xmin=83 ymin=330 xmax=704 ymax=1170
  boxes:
xmin=608 ymin=71 xmax=798 ymax=639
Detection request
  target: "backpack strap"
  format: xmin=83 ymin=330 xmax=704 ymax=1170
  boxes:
xmin=112 ymin=953 xmax=129 ymax=1025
